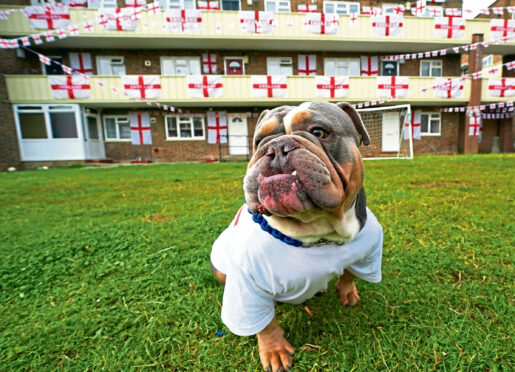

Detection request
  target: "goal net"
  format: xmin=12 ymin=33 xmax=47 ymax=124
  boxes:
xmin=356 ymin=104 xmax=413 ymax=160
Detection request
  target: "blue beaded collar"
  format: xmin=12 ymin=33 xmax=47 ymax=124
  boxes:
xmin=248 ymin=209 xmax=303 ymax=247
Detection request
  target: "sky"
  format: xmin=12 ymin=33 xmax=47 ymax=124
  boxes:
xmin=462 ymin=0 xmax=498 ymax=19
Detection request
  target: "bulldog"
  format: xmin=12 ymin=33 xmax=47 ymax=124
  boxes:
xmin=211 ymin=101 xmax=383 ymax=372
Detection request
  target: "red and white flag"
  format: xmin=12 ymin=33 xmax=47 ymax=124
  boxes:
xmin=445 ymin=8 xmax=462 ymax=17
xmin=251 ymin=75 xmax=287 ymax=98
xmin=360 ymin=56 xmax=378 ymax=76
xmin=304 ymin=13 xmax=339 ymax=34
xmin=434 ymin=17 xmax=465 ymax=39
xmin=491 ymin=7 xmax=504 ymax=16
xmin=297 ymin=4 xmax=317 ymax=13
xmin=349 ymin=12 xmax=358 ymax=26
xmin=63 ymin=0 xmax=87 ymax=7
xmin=490 ymin=19 xmax=515 ymax=40
xmin=165 ymin=10 xmax=202 ymax=33
xmin=198 ymin=1 xmax=219 ymax=10
xmin=202 ymin=53 xmax=217 ymax=74
xmin=468 ymin=115 xmax=481 ymax=136
xmin=487 ymin=78 xmax=515 ymax=98
xmin=508 ymin=7 xmax=515 ymax=15
xmin=69 ymin=52 xmax=93 ymax=75
xmin=129 ymin=112 xmax=152 ymax=145
xmin=49 ymin=75 xmax=91 ymax=99
xmin=122 ymin=76 xmax=161 ymax=99
xmin=207 ymin=111 xmax=228 ymax=144
xmin=377 ymin=76 xmax=409 ymax=98
xmin=434 ymin=77 xmax=465 ymax=98
xmin=32 ymin=34 xmax=43 ymax=45
xmin=362 ymin=6 xmax=381 ymax=16
xmin=404 ymin=110 xmax=421 ymax=140
xmin=298 ymin=54 xmax=316 ymax=76
xmin=186 ymin=75 xmax=223 ymax=98
xmin=371 ymin=14 xmax=403 ymax=36
xmin=147 ymin=1 xmax=160 ymax=15
xmin=98 ymin=8 xmax=139 ymax=31
xmin=411 ymin=0 xmax=426 ymax=17
xmin=315 ymin=76 xmax=349 ymax=98
xmin=26 ymin=6 xmax=70 ymax=30
xmin=239 ymin=11 xmax=274 ymax=34
xmin=125 ymin=0 xmax=146 ymax=7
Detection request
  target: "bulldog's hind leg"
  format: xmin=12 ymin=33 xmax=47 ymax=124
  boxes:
xmin=210 ymin=260 xmax=226 ymax=285
xmin=336 ymin=270 xmax=360 ymax=306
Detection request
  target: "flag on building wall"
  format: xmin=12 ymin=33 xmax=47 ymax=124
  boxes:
xmin=98 ymin=8 xmax=139 ymax=31
xmin=404 ymin=110 xmax=421 ymax=140
xmin=49 ymin=75 xmax=91 ymax=99
xmin=487 ymin=78 xmax=515 ymax=98
xmin=239 ymin=11 xmax=274 ymax=34
xmin=298 ymin=55 xmax=316 ymax=76
xmin=129 ymin=112 xmax=152 ymax=145
xmin=371 ymin=14 xmax=403 ymax=36
xmin=315 ymin=76 xmax=349 ymax=98
xmin=187 ymin=75 xmax=223 ymax=98
xmin=251 ymin=75 xmax=287 ymax=98
xmin=125 ymin=0 xmax=146 ymax=7
xmin=434 ymin=77 xmax=465 ymax=98
xmin=207 ymin=111 xmax=228 ymax=144
xmin=304 ymin=13 xmax=339 ymax=34
xmin=26 ymin=6 xmax=70 ymax=30
xmin=69 ymin=52 xmax=93 ymax=75
xmin=202 ymin=53 xmax=218 ymax=74
xmin=198 ymin=1 xmax=219 ymax=11
xmin=468 ymin=115 xmax=481 ymax=136
xmin=411 ymin=1 xmax=426 ymax=17
xmin=165 ymin=10 xmax=202 ymax=33
xmin=122 ymin=76 xmax=162 ymax=99
xmin=377 ymin=76 xmax=409 ymax=98
xmin=434 ymin=17 xmax=465 ymax=39
xmin=360 ymin=56 xmax=378 ymax=76
xmin=490 ymin=19 xmax=515 ymax=40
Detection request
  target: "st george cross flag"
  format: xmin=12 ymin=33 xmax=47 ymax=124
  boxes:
xmin=304 ymin=12 xmax=339 ymax=34
xmin=122 ymin=76 xmax=161 ymax=99
xmin=377 ymin=76 xmax=409 ymax=98
xmin=404 ymin=110 xmax=421 ymax=140
xmin=315 ymin=76 xmax=349 ymax=98
xmin=186 ymin=75 xmax=223 ymax=98
xmin=202 ymin=53 xmax=218 ymax=74
xmin=251 ymin=75 xmax=287 ymax=98
xmin=239 ymin=11 xmax=274 ymax=34
xmin=69 ymin=52 xmax=93 ymax=75
xmin=490 ymin=19 xmax=515 ymax=40
xmin=487 ymin=78 xmax=515 ymax=98
xmin=165 ymin=10 xmax=202 ymax=33
xmin=411 ymin=1 xmax=426 ymax=17
xmin=49 ymin=75 xmax=91 ymax=99
xmin=129 ymin=112 xmax=152 ymax=145
xmin=125 ymin=0 xmax=146 ymax=7
xmin=434 ymin=77 xmax=465 ymax=98
xmin=468 ymin=115 xmax=481 ymax=136
xmin=207 ymin=111 xmax=228 ymax=144
xmin=360 ymin=56 xmax=379 ymax=76
xmin=98 ymin=8 xmax=139 ymax=31
xmin=297 ymin=4 xmax=317 ymax=13
xmin=371 ymin=14 xmax=403 ymax=36
xmin=198 ymin=1 xmax=219 ymax=11
xmin=26 ymin=6 xmax=70 ymax=30
xmin=444 ymin=8 xmax=462 ymax=17
xmin=434 ymin=17 xmax=465 ymax=39
xmin=298 ymin=54 xmax=316 ymax=76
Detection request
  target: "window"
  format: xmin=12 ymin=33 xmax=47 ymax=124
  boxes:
xmin=87 ymin=0 xmax=117 ymax=8
xmin=419 ymin=6 xmax=443 ymax=18
xmin=265 ymin=0 xmax=290 ymax=13
xmin=104 ymin=116 xmax=131 ymax=141
xmin=420 ymin=60 xmax=442 ymax=77
xmin=267 ymin=57 xmax=293 ymax=76
xmin=221 ymin=0 xmax=240 ymax=10
xmin=382 ymin=4 xmax=403 ymax=14
xmin=159 ymin=0 xmax=196 ymax=9
xmin=324 ymin=58 xmax=360 ymax=76
xmin=15 ymin=105 xmax=79 ymax=139
xmin=96 ymin=56 xmax=126 ymax=76
xmin=50 ymin=112 xmax=78 ymax=138
xmin=31 ymin=0 xmax=54 ymax=5
xmin=19 ymin=112 xmax=47 ymax=139
xmin=41 ymin=56 xmax=63 ymax=75
xmin=420 ymin=113 xmax=441 ymax=136
xmin=323 ymin=1 xmax=360 ymax=15
xmin=161 ymin=56 xmax=201 ymax=75
xmin=482 ymin=55 xmax=493 ymax=68
xmin=166 ymin=116 xmax=205 ymax=140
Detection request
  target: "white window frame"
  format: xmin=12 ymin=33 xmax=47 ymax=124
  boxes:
xmin=420 ymin=59 xmax=443 ymax=77
xmin=324 ymin=58 xmax=360 ymax=76
xmin=265 ymin=0 xmax=291 ymax=13
xmin=103 ymin=115 xmax=131 ymax=142
xmin=220 ymin=0 xmax=241 ymax=11
xmin=96 ymin=56 xmax=126 ymax=76
xmin=323 ymin=1 xmax=360 ymax=15
xmin=87 ymin=0 xmax=117 ymax=8
xmin=165 ymin=115 xmax=205 ymax=141
xmin=160 ymin=56 xmax=201 ymax=76
xmin=223 ymin=56 xmax=245 ymax=75
xmin=159 ymin=0 xmax=196 ymax=10
xmin=420 ymin=112 xmax=441 ymax=136
xmin=267 ymin=57 xmax=293 ymax=76
xmin=482 ymin=55 xmax=494 ymax=68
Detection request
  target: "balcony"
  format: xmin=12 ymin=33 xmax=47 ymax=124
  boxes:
xmin=1 ymin=7 xmax=514 ymax=53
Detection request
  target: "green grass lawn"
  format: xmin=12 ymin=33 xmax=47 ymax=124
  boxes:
xmin=0 ymin=155 xmax=513 ymax=371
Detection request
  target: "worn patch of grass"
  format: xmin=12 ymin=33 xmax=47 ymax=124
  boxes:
xmin=0 ymin=155 xmax=513 ymax=371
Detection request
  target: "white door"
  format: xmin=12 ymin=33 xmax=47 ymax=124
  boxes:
xmin=382 ymin=112 xmax=400 ymax=152
xmin=228 ymin=115 xmax=249 ymax=155
xmin=84 ymin=112 xmax=105 ymax=159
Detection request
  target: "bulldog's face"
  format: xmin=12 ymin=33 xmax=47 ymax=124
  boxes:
xmin=244 ymin=102 xmax=370 ymax=240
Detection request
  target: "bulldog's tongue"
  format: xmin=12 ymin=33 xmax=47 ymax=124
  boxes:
xmin=258 ymin=174 xmax=309 ymax=215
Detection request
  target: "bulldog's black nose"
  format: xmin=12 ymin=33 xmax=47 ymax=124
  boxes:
xmin=265 ymin=138 xmax=298 ymax=169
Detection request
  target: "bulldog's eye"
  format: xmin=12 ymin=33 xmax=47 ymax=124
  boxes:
xmin=311 ymin=128 xmax=328 ymax=139
xmin=255 ymin=138 xmax=262 ymax=148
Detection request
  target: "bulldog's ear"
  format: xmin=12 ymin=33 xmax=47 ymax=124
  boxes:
xmin=256 ymin=109 xmax=270 ymax=128
xmin=336 ymin=102 xmax=371 ymax=146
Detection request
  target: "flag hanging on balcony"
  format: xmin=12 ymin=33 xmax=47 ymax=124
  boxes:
xmin=251 ymin=76 xmax=287 ymax=98
xmin=303 ymin=13 xmax=339 ymax=34
xmin=377 ymin=76 xmax=409 ymax=98
xmin=315 ymin=76 xmax=349 ymax=98
xmin=490 ymin=19 xmax=515 ymax=40
xmin=487 ymin=78 xmax=515 ymax=98
xmin=69 ymin=52 xmax=93 ymax=75
xmin=297 ymin=4 xmax=317 ymax=13
xmin=411 ymin=1 xmax=426 ymax=17
xmin=360 ymin=56 xmax=378 ymax=76
xmin=434 ymin=17 xmax=465 ymax=39
xmin=298 ymin=55 xmax=316 ymax=76
xmin=371 ymin=14 xmax=403 ymax=36
xmin=98 ymin=8 xmax=139 ymax=31
xmin=49 ymin=75 xmax=91 ymax=99
xmin=434 ymin=77 xmax=465 ymax=98
xmin=198 ymin=1 xmax=219 ymax=11
xmin=239 ymin=11 xmax=274 ymax=34
xmin=122 ymin=76 xmax=161 ymax=99
xmin=187 ymin=75 xmax=223 ymax=98
xmin=404 ymin=110 xmax=421 ymax=140
xmin=207 ymin=111 xmax=228 ymax=144
xmin=129 ymin=112 xmax=152 ymax=145
xmin=63 ymin=0 xmax=87 ymax=7
xmin=468 ymin=115 xmax=481 ymax=137
xmin=165 ymin=10 xmax=202 ymax=33
xmin=202 ymin=53 xmax=218 ymax=74
xmin=125 ymin=0 xmax=146 ymax=7
xmin=26 ymin=6 xmax=70 ymax=30
xmin=362 ymin=6 xmax=381 ymax=16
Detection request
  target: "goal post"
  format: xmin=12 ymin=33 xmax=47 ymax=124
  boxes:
xmin=356 ymin=104 xmax=413 ymax=160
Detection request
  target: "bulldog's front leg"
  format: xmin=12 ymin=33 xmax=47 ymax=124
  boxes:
xmin=257 ymin=317 xmax=294 ymax=372
xmin=336 ymin=270 xmax=360 ymax=306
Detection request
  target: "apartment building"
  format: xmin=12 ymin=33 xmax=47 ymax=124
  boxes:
xmin=0 ymin=0 xmax=514 ymax=170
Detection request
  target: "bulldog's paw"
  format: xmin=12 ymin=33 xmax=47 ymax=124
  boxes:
xmin=257 ymin=322 xmax=294 ymax=372
xmin=336 ymin=277 xmax=360 ymax=306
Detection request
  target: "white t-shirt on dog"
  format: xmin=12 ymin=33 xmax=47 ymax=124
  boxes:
xmin=211 ymin=205 xmax=383 ymax=336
